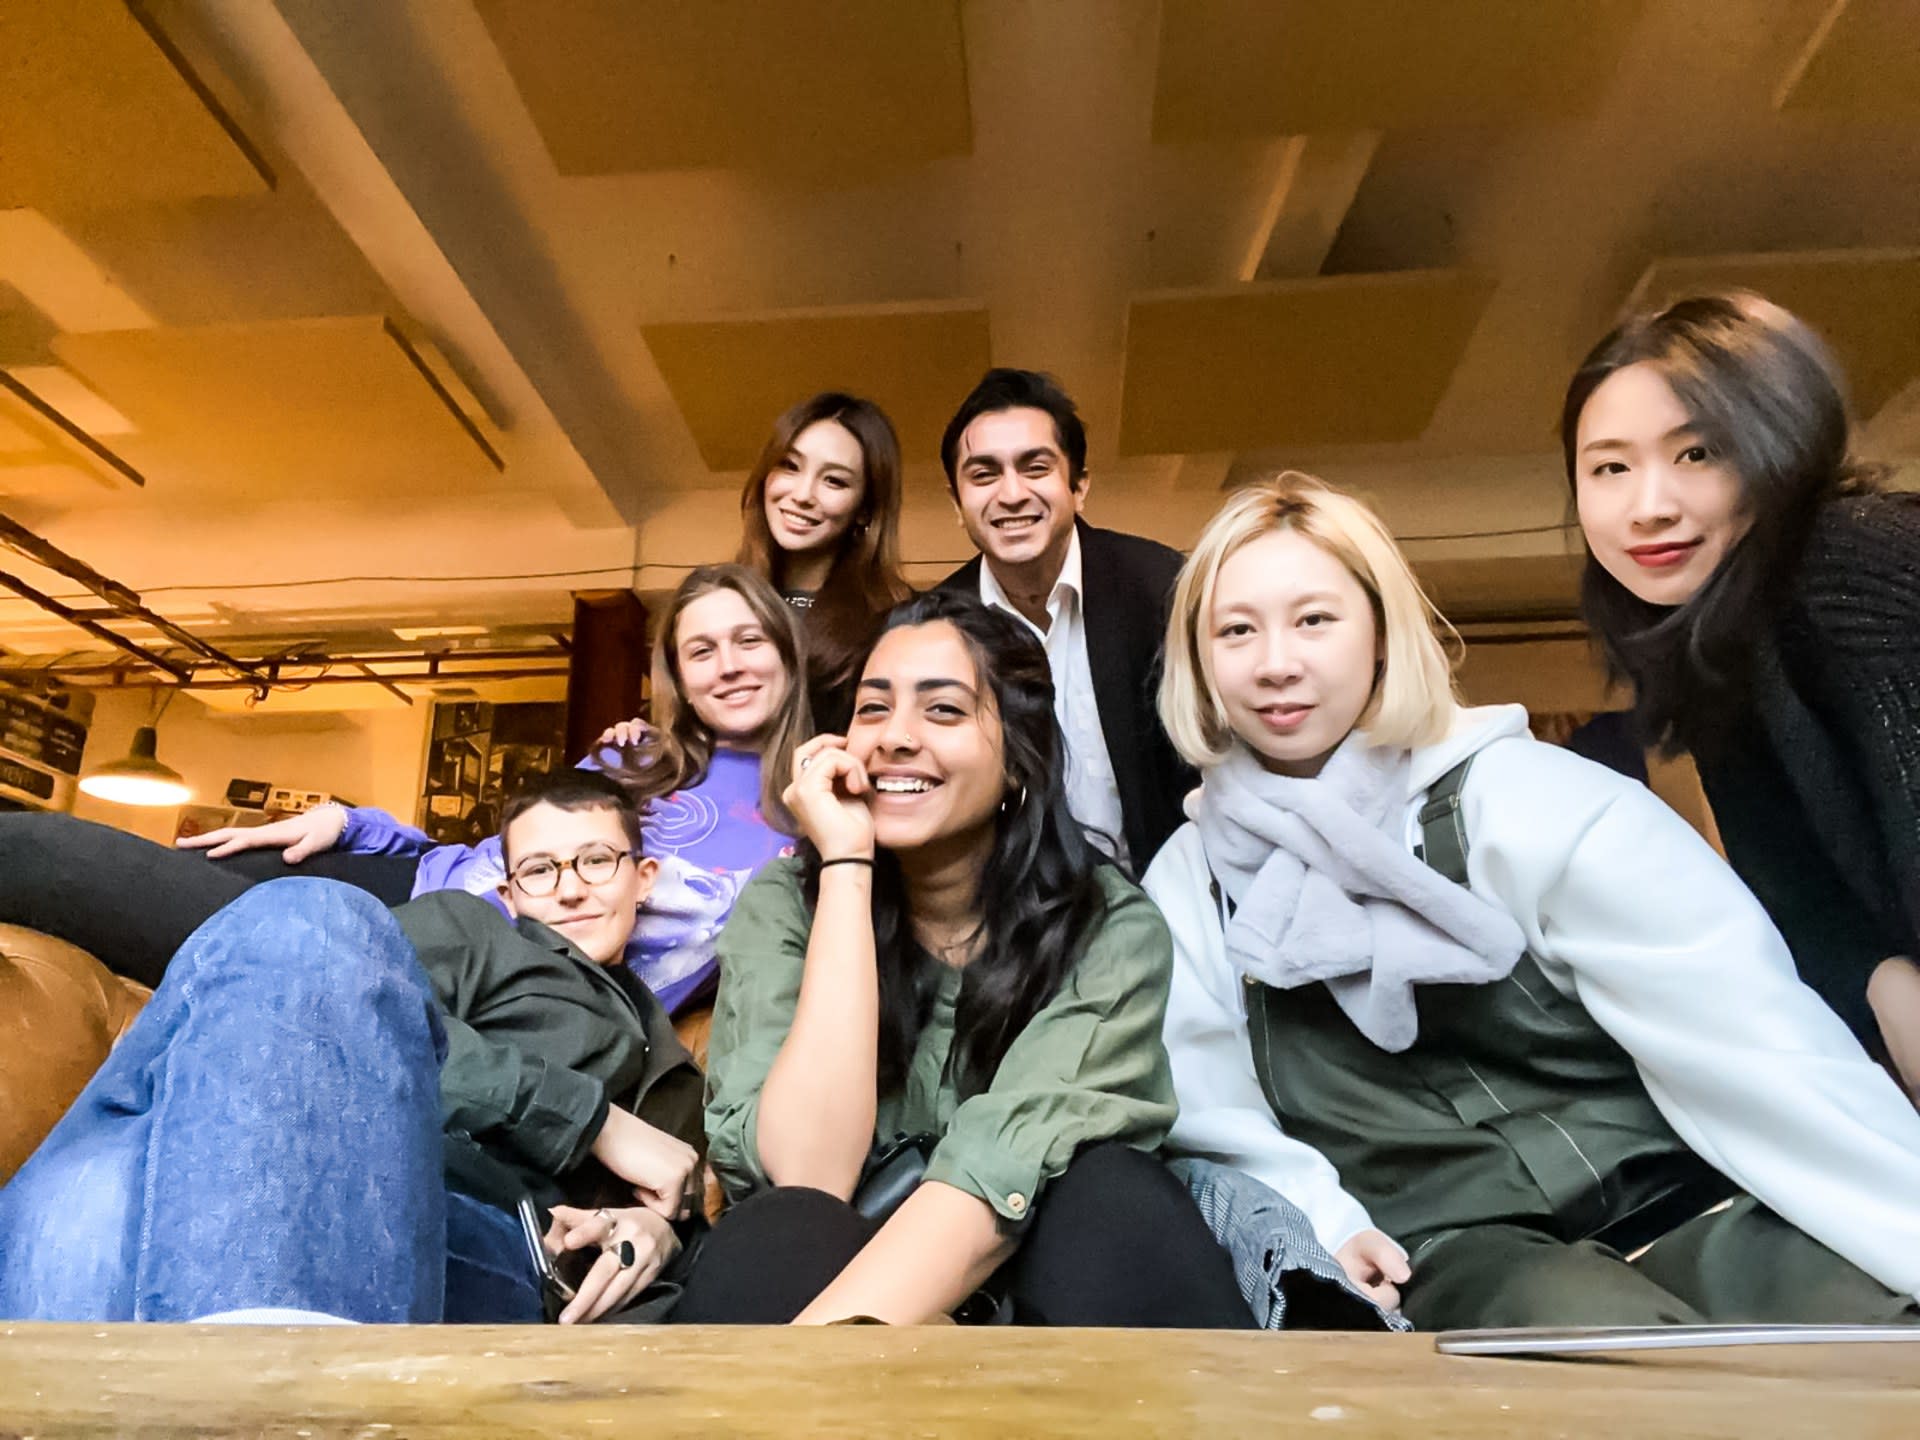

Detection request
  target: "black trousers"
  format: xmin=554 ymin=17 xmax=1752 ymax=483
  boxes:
xmin=673 ymin=1142 xmax=1255 ymax=1328
xmin=0 ymin=813 xmax=420 ymax=987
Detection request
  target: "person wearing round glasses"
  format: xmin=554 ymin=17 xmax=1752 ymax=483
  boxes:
xmin=1 ymin=771 xmax=705 ymax=1325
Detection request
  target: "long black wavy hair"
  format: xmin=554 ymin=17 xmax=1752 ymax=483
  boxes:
xmin=803 ymin=589 xmax=1110 ymax=1096
xmin=1562 ymin=291 xmax=1884 ymax=755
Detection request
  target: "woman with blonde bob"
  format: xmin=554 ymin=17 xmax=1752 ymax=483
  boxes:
xmin=1142 ymin=473 xmax=1920 ymax=1330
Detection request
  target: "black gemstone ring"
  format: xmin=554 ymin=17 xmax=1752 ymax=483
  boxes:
xmin=617 ymin=1240 xmax=636 ymax=1268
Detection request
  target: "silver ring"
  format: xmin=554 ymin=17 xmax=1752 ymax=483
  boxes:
xmin=800 ymin=754 xmax=813 ymax=770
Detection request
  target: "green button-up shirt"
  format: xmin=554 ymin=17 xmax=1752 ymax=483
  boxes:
xmin=705 ymin=859 xmax=1177 ymax=1224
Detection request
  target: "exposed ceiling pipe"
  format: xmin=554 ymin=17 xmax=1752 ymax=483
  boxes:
xmin=350 ymin=660 xmax=414 ymax=707
xmin=0 ymin=512 xmax=275 ymax=692
xmin=11 ymin=664 xmax=571 ymax=691
xmin=3 ymin=645 xmax=573 ymax=690
xmin=0 ymin=566 xmax=192 ymax=680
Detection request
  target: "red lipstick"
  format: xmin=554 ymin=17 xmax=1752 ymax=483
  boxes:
xmin=1625 ymin=540 xmax=1701 ymax=569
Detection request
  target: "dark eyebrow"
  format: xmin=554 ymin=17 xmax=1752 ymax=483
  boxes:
xmin=854 ymin=677 xmax=978 ymax=700
xmin=1580 ymin=421 xmax=1701 ymax=456
xmin=790 ymin=449 xmax=854 ymax=476
xmin=914 ymin=678 xmax=976 ymax=699
xmin=1015 ymin=447 xmax=1060 ymax=467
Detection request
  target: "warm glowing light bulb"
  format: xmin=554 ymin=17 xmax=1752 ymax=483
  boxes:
xmin=76 ymin=725 xmax=191 ymax=808
xmin=77 ymin=771 xmax=193 ymax=807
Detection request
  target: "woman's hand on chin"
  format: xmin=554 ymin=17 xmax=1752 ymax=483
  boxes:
xmin=783 ymin=733 xmax=876 ymax=862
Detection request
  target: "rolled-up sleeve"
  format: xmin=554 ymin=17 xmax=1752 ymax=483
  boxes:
xmin=703 ymin=860 xmax=814 ymax=1201
xmin=923 ymin=877 xmax=1178 ymax=1225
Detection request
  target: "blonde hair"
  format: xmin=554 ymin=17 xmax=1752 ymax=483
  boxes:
xmin=1159 ymin=473 xmax=1459 ymax=768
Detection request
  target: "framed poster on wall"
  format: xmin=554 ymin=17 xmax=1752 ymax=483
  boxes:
xmin=419 ymin=699 xmax=567 ymax=844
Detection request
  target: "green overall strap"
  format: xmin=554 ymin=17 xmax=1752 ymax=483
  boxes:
xmin=1408 ymin=753 xmax=1613 ymax=1235
xmin=1414 ymin=756 xmax=1473 ymax=886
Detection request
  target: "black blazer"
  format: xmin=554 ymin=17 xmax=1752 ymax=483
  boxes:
xmin=939 ymin=520 xmax=1196 ymax=873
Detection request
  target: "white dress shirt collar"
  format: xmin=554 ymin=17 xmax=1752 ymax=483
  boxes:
xmin=978 ymin=526 xmax=1083 ymax=635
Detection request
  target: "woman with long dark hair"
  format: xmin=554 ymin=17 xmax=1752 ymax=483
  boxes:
xmin=735 ymin=392 xmax=913 ymax=730
xmin=677 ymin=590 xmax=1250 ymax=1326
xmin=180 ymin=565 xmax=808 ymax=1016
xmin=1564 ymin=292 xmax=1920 ymax=1095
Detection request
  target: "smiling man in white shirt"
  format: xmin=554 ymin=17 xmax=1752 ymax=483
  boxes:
xmin=935 ymin=368 xmax=1194 ymax=876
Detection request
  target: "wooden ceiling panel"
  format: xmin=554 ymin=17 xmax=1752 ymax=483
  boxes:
xmin=1777 ymin=0 xmax=1920 ymax=117
xmin=1627 ymin=248 xmax=1920 ymax=419
xmin=1414 ymin=551 xmax=1584 ymax=624
xmin=642 ymin=303 xmax=991 ymax=473
xmin=51 ymin=317 xmax=507 ymax=501
xmin=0 ymin=0 xmax=270 ymax=209
xmin=1153 ymin=0 xmax=1645 ymax=141
xmin=58 ymin=194 xmax=392 ymax=329
xmin=1119 ymin=271 xmax=1495 ymax=454
xmin=475 ymin=0 xmax=971 ymax=176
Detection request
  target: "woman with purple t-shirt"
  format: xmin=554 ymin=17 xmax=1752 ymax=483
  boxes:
xmin=183 ymin=565 xmax=811 ymax=1014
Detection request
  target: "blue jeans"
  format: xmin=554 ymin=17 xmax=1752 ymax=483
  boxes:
xmin=0 ymin=878 xmax=538 ymax=1323
xmin=1170 ymin=1158 xmax=1410 ymax=1332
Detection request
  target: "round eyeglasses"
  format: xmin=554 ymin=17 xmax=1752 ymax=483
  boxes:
xmin=508 ymin=846 xmax=634 ymax=897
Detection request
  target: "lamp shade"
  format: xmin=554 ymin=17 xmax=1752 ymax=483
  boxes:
xmin=78 ymin=725 xmax=191 ymax=807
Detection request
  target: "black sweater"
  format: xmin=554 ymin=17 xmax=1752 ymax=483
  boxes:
xmin=1695 ymin=493 xmax=1920 ymax=1043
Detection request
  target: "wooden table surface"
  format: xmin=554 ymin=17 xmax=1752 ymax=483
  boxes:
xmin=1 ymin=1325 xmax=1915 ymax=1437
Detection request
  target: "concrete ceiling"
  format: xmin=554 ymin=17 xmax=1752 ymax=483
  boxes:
xmin=2 ymin=0 xmax=1918 ymax=699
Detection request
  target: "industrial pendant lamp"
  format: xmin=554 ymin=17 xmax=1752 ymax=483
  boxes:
xmin=78 ymin=724 xmax=191 ymax=807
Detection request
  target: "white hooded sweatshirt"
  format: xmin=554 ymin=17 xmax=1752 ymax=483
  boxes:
xmin=1142 ymin=704 xmax=1920 ymax=1300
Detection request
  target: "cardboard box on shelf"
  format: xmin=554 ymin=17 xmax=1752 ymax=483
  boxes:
xmin=266 ymin=787 xmax=340 ymax=814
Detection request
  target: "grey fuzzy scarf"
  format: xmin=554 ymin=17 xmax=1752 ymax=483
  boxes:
xmin=1193 ymin=734 xmax=1525 ymax=1052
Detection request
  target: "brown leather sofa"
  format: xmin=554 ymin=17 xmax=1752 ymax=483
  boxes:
xmin=0 ymin=923 xmax=150 ymax=1184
